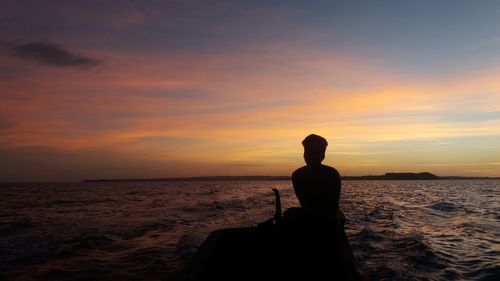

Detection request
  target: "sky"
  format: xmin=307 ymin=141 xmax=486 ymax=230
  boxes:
xmin=1 ymin=0 xmax=500 ymax=182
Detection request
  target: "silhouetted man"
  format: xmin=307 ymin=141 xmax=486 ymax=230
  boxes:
xmin=284 ymin=134 xmax=360 ymax=280
xmin=292 ymin=134 xmax=343 ymax=225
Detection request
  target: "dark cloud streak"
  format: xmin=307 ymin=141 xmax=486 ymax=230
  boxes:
xmin=2 ymin=40 xmax=101 ymax=69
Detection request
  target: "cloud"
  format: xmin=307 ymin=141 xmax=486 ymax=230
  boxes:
xmin=1 ymin=40 xmax=101 ymax=68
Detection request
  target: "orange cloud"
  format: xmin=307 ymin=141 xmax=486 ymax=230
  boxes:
xmin=1 ymin=44 xmax=499 ymax=178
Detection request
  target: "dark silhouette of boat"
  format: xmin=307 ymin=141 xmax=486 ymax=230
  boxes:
xmin=180 ymin=189 xmax=363 ymax=281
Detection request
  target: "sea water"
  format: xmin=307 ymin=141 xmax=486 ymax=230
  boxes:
xmin=1 ymin=180 xmax=499 ymax=280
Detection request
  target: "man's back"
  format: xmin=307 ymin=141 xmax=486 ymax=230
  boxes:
xmin=292 ymin=164 xmax=341 ymax=220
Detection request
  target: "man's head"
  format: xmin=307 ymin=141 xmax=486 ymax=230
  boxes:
xmin=302 ymin=134 xmax=328 ymax=166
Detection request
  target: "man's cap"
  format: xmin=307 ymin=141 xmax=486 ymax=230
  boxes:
xmin=302 ymin=134 xmax=328 ymax=150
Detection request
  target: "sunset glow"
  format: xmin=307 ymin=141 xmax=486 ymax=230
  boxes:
xmin=1 ymin=1 xmax=500 ymax=181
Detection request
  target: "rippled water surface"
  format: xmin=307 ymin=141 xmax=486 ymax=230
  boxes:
xmin=1 ymin=180 xmax=499 ymax=280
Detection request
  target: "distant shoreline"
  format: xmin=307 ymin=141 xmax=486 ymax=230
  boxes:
xmin=82 ymin=172 xmax=500 ymax=182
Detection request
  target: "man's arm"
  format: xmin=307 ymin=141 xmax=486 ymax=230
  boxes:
xmin=330 ymin=168 xmax=341 ymax=211
xmin=334 ymin=175 xmax=341 ymax=211
xmin=292 ymin=169 xmax=304 ymax=207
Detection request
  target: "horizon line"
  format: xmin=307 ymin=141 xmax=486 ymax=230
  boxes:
xmin=2 ymin=172 xmax=500 ymax=184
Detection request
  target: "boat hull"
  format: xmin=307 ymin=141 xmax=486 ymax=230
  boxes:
xmin=182 ymin=224 xmax=361 ymax=281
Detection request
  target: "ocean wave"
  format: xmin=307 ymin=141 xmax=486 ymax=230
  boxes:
xmin=427 ymin=201 xmax=459 ymax=212
xmin=66 ymin=234 xmax=116 ymax=253
xmin=477 ymin=267 xmax=500 ymax=281
xmin=396 ymin=233 xmax=448 ymax=270
xmin=356 ymin=227 xmax=385 ymax=241
xmin=462 ymin=265 xmax=500 ymax=280
xmin=198 ymin=189 xmax=219 ymax=196
xmin=176 ymin=234 xmax=204 ymax=259
xmin=215 ymin=199 xmax=246 ymax=210
xmin=47 ymin=198 xmax=116 ymax=207
xmin=245 ymin=193 xmax=272 ymax=206
xmin=370 ymin=265 xmax=397 ymax=280
xmin=367 ymin=202 xmax=396 ymax=220
xmin=0 ymin=220 xmax=34 ymax=236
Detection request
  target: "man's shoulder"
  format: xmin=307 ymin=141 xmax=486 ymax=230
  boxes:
xmin=292 ymin=166 xmax=309 ymax=178
xmin=293 ymin=165 xmax=340 ymax=178
xmin=321 ymin=165 xmax=341 ymax=177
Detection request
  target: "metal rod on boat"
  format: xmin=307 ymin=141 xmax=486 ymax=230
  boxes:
xmin=272 ymin=188 xmax=282 ymax=224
